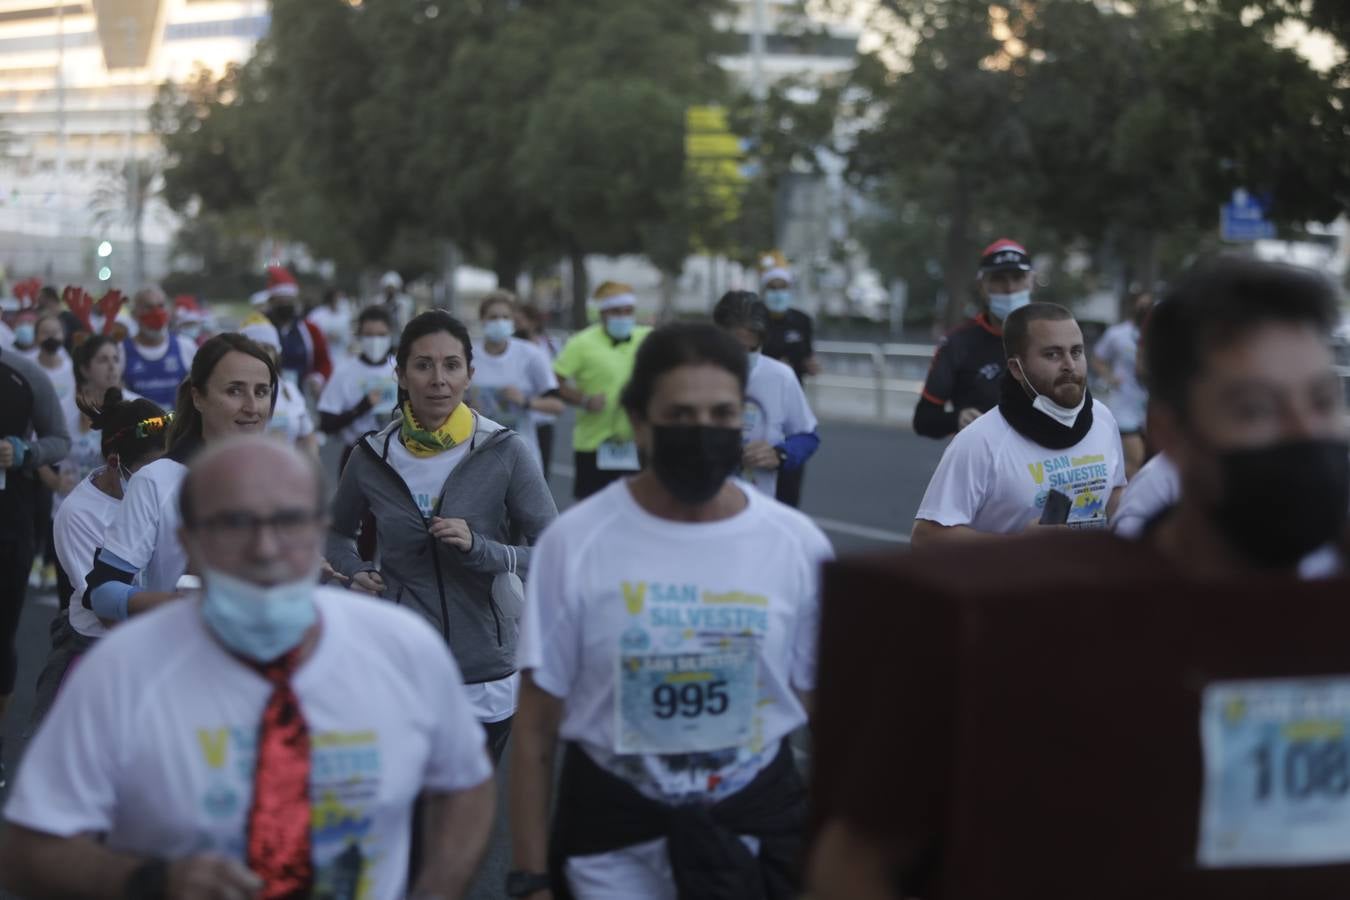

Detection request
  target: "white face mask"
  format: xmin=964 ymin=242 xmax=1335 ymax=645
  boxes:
xmin=988 ymin=289 xmax=1032 ymax=322
xmin=359 ymin=334 xmax=391 ymax=362
xmin=747 ymin=349 xmax=762 ymax=370
xmin=200 ymin=565 xmax=319 ymax=663
xmin=1013 ymin=358 xmax=1085 ymax=427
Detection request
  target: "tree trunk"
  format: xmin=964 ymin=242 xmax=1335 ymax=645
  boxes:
xmin=568 ymin=242 xmax=589 ymax=331
xmin=941 ymin=174 xmax=973 ymax=330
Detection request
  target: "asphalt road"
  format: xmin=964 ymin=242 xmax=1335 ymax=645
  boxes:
xmin=0 ymin=414 xmax=950 ymax=898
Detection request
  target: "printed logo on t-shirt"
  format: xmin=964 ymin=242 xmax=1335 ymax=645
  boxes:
xmin=614 ymin=580 xmax=768 ymax=766
xmin=196 ymin=726 xmax=381 ymax=897
xmin=979 ymin=363 xmax=1002 ymax=381
xmin=1027 ymin=452 xmax=1110 ymax=526
xmin=359 ymin=375 xmax=397 ymax=409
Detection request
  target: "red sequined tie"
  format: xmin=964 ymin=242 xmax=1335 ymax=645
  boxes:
xmin=246 ymin=648 xmax=313 ymax=899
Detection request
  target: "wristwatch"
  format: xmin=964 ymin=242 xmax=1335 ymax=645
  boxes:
xmin=505 ymin=870 xmax=552 ymax=897
xmin=774 ymin=446 xmax=789 ymax=468
xmin=123 ymin=858 xmax=168 ymax=900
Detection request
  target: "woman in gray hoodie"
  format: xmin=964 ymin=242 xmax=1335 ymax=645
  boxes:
xmin=327 ymin=310 xmax=558 ymax=760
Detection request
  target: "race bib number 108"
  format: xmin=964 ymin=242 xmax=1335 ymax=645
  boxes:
xmin=1198 ymin=677 xmax=1350 ymax=867
xmin=615 ymin=650 xmax=757 ymax=754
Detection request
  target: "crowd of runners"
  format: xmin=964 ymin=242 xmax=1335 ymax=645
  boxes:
xmin=0 ymin=241 xmax=1343 ymax=899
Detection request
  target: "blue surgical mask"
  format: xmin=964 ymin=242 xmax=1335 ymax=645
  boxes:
xmin=747 ymin=350 xmax=762 ymax=370
xmin=14 ymin=323 xmax=35 ymax=347
xmin=605 ymin=315 xmax=636 ymax=341
xmin=483 ymin=319 xmax=515 ymax=344
xmin=988 ymin=289 xmax=1032 ymax=322
xmin=764 ymin=289 xmax=792 ymax=313
xmin=200 ymin=566 xmax=318 ymax=663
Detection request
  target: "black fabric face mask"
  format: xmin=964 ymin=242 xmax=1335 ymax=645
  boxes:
xmin=996 ymin=372 xmax=1094 ymax=450
xmin=1207 ymin=438 xmax=1350 ymax=569
xmin=648 ymin=425 xmax=743 ymax=505
xmin=40 ymin=337 xmax=62 ymax=355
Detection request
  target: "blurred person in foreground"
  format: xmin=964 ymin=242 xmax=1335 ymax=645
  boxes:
xmin=807 ymin=257 xmax=1350 ymax=900
xmin=1 ymin=436 xmax=496 ymax=900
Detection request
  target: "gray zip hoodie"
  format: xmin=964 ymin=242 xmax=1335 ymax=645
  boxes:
xmin=326 ymin=413 xmax=558 ymax=683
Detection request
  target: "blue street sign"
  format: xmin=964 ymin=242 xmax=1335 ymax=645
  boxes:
xmin=1220 ymin=188 xmax=1276 ymax=242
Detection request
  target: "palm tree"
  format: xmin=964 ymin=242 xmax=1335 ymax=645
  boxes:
xmin=89 ymin=157 xmax=160 ymax=289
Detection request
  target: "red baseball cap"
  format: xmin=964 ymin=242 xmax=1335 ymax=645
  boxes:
xmin=979 ymin=239 xmax=1032 ymax=273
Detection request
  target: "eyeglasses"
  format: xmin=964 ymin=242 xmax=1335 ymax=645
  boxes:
xmin=187 ymin=508 xmax=324 ymax=549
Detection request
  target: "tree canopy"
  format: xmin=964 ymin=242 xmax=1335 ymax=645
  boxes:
xmin=828 ymin=0 xmax=1350 ymax=326
xmin=152 ymin=0 xmax=740 ymax=321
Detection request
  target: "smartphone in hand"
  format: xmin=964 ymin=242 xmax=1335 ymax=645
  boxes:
xmin=1040 ymin=489 xmax=1072 ymax=526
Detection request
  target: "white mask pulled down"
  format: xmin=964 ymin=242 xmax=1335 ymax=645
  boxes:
xmin=1012 ymin=358 xmax=1085 ymax=428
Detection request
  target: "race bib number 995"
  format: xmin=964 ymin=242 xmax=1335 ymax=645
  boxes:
xmin=1198 ymin=677 xmax=1350 ymax=867
xmin=616 ymin=650 xmax=756 ymax=754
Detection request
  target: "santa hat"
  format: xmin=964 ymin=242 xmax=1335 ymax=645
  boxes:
xmin=380 ymin=270 xmax=403 ymax=290
xmin=239 ymin=312 xmax=281 ymax=351
xmin=173 ymin=295 xmax=207 ymax=323
xmin=252 ymin=266 xmax=299 ymax=305
xmin=593 ymin=281 xmax=636 ymax=312
xmin=758 ymin=251 xmax=793 ymax=288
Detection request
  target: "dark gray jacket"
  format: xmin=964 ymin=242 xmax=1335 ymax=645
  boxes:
xmin=326 ymin=414 xmax=558 ymax=683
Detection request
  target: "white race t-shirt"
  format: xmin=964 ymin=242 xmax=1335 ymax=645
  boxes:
xmin=307 ymin=302 xmax=354 ymax=361
xmin=5 ymin=589 xmax=493 ymax=900
xmin=1094 ymin=322 xmax=1147 ymax=432
xmin=316 ymin=356 xmax=398 ymax=447
xmin=916 ymin=401 xmax=1128 ymax=534
xmin=742 ymin=353 xmax=817 ymax=497
xmin=29 ymin=352 xmax=77 ymax=409
xmin=267 ymin=380 xmax=316 ymax=446
xmin=101 ymin=457 xmax=188 ymax=592
xmin=467 ymin=338 xmax=558 ymax=465
xmin=53 ymin=471 xmax=121 ymax=638
xmin=519 ymin=479 xmax=833 ymax=803
xmin=385 ymin=432 xmax=473 ymax=520
xmin=1109 ymin=452 xmax=1180 ymax=538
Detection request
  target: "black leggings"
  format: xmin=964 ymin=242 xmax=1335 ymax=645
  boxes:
xmin=0 ymin=536 xmax=35 ymax=695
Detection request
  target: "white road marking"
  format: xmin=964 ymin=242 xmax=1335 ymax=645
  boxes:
xmin=548 ymin=464 xmax=910 ymax=545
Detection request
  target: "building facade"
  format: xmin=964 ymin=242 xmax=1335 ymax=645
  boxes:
xmin=0 ymin=0 xmax=265 ymax=285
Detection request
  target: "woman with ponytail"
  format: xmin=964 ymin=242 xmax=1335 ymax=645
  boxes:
xmin=82 ymin=333 xmax=276 ymax=620
xmin=29 ymin=389 xmax=168 ymax=730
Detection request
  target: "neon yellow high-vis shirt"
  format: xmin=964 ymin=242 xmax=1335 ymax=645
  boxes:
xmin=553 ymin=323 xmax=653 ymax=452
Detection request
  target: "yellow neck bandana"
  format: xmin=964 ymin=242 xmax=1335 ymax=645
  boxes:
xmin=399 ymin=400 xmax=474 ymax=457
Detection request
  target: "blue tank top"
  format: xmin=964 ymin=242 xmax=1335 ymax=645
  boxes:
xmin=123 ymin=336 xmax=187 ymax=411
xmin=279 ymin=322 xmax=310 ymax=384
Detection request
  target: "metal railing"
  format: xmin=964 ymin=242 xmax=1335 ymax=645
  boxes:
xmin=809 ymin=339 xmax=1350 ymax=424
xmin=808 ymin=340 xmax=935 ymax=422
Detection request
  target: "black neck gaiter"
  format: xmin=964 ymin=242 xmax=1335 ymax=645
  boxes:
xmin=996 ymin=372 xmax=1094 ymax=450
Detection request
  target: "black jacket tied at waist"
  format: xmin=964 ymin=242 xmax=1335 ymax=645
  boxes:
xmin=548 ymin=740 xmax=806 ymax=900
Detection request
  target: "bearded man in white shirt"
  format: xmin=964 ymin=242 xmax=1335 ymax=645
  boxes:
xmin=912 ymin=302 xmax=1127 ymax=546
